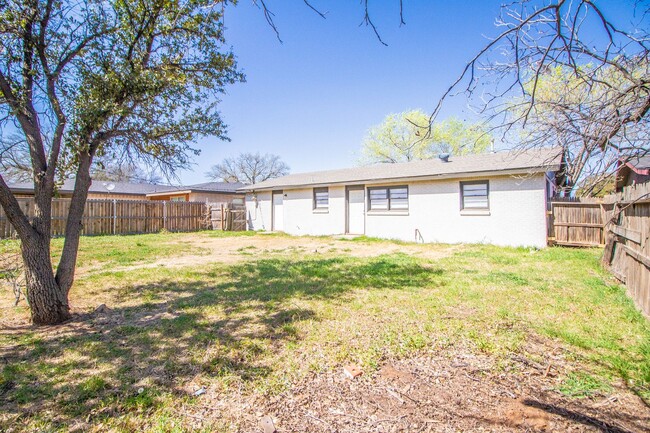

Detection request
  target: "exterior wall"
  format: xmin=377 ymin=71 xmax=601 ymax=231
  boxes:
xmin=246 ymin=173 xmax=549 ymax=248
xmin=364 ymin=174 xmax=548 ymax=248
xmin=83 ymin=193 xmax=146 ymax=201
xmin=282 ymin=186 xmax=346 ymax=235
xmin=148 ymin=193 xmax=191 ymax=201
xmin=246 ymin=191 xmax=273 ymax=231
xmin=189 ymin=192 xmax=245 ymax=203
xmin=147 ymin=192 xmax=244 ymax=203
xmin=626 ymin=172 xmax=650 ymax=188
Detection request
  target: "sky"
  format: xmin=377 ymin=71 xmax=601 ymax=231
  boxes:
xmin=179 ymin=0 xmax=507 ymax=184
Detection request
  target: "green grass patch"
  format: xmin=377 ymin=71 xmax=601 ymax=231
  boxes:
xmin=1 ymin=233 xmax=649 ymax=431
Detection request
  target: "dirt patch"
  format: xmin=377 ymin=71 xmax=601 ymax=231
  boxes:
xmin=171 ymin=344 xmax=650 ymax=433
xmin=81 ymin=234 xmax=457 ymax=274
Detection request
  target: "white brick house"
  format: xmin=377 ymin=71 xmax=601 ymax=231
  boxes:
xmin=240 ymin=148 xmax=562 ymax=248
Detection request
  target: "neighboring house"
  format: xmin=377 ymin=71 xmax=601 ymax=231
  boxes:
xmin=241 ymin=148 xmax=562 ymax=248
xmin=616 ymin=155 xmax=650 ymax=191
xmin=145 ymin=182 xmax=246 ymax=203
xmin=8 ymin=180 xmax=245 ymax=203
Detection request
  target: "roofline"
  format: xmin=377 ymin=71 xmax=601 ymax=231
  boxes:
xmin=146 ymin=190 xmax=193 ymax=197
xmin=145 ymin=189 xmax=246 ymax=197
xmin=619 ymin=158 xmax=650 ymax=176
xmin=239 ymin=165 xmax=558 ymax=192
xmin=8 ymin=186 xmax=150 ymax=196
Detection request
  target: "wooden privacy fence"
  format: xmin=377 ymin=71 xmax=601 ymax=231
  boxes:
xmin=547 ymin=183 xmax=650 ymax=317
xmin=210 ymin=203 xmax=246 ymax=231
xmin=601 ymin=183 xmax=650 ymax=318
xmin=0 ymin=198 xmax=210 ymax=238
xmin=547 ymin=197 xmax=605 ymax=247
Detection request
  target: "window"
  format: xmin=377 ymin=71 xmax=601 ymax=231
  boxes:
xmin=170 ymin=196 xmax=187 ymax=202
xmin=460 ymin=181 xmax=489 ymax=209
xmin=313 ymin=187 xmax=329 ymax=209
xmin=368 ymin=186 xmax=408 ymax=211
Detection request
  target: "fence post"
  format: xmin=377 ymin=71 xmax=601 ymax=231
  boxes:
xmin=163 ymin=201 xmax=167 ymax=231
xmin=112 ymin=199 xmax=117 ymax=235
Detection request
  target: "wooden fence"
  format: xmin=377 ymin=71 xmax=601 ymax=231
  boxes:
xmin=601 ymin=183 xmax=650 ymax=318
xmin=547 ymin=197 xmax=605 ymax=247
xmin=547 ymin=183 xmax=650 ymax=317
xmin=210 ymin=203 xmax=247 ymax=231
xmin=0 ymin=198 xmax=210 ymax=238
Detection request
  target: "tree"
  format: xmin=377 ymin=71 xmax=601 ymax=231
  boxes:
xmin=509 ymin=63 xmax=649 ymax=196
xmin=91 ymin=158 xmax=164 ymax=185
xmin=435 ymin=0 xmax=650 ymax=193
xmin=0 ymin=136 xmax=33 ymax=182
xmin=0 ymin=0 xmax=242 ymax=324
xmin=359 ymin=110 xmax=491 ymax=164
xmin=206 ymin=152 xmax=290 ymax=184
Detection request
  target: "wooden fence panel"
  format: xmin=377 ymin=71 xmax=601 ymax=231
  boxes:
xmin=210 ymin=202 xmax=246 ymax=231
xmin=0 ymin=198 xmax=209 ymax=238
xmin=547 ymin=198 xmax=604 ymax=247
xmin=547 ymin=187 xmax=649 ymax=317
xmin=602 ymin=183 xmax=650 ymax=318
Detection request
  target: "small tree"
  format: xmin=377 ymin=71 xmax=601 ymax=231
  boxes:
xmin=206 ymin=152 xmax=290 ymax=184
xmin=0 ymin=0 xmax=242 ymax=325
xmin=359 ymin=110 xmax=491 ymax=164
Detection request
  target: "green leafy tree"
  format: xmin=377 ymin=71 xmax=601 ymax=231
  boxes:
xmin=359 ymin=110 xmax=491 ymax=164
xmin=0 ymin=0 xmax=242 ymax=324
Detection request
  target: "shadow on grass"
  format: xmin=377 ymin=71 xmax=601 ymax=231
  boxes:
xmin=0 ymin=255 xmax=442 ymax=430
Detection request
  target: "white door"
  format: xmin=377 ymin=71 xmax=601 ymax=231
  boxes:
xmin=272 ymin=191 xmax=284 ymax=231
xmin=347 ymin=187 xmax=365 ymax=234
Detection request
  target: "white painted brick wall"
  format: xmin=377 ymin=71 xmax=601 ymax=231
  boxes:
xmin=246 ymin=191 xmax=272 ymax=231
xmin=282 ymin=186 xmax=346 ymax=235
xmin=246 ymin=174 xmax=549 ymax=248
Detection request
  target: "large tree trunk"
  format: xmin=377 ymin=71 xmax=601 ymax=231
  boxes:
xmin=21 ymin=232 xmax=71 ymax=325
xmin=0 ymin=152 xmax=94 ymax=325
xmin=55 ymin=152 xmax=94 ymax=296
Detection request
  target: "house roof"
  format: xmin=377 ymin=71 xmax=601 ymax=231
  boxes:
xmin=8 ymin=179 xmax=246 ymax=196
xmin=620 ymin=155 xmax=650 ymax=175
xmin=240 ymin=147 xmax=563 ymax=191
xmin=145 ymin=181 xmax=245 ymax=197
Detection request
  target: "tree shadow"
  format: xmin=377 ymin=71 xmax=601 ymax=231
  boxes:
xmin=521 ymin=398 xmax=646 ymax=433
xmin=0 ymin=255 xmax=443 ymax=430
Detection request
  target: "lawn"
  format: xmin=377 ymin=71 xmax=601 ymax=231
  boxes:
xmin=1 ymin=232 xmax=649 ymax=432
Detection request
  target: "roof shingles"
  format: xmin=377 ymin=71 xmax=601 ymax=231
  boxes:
xmin=241 ymin=147 xmax=562 ymax=191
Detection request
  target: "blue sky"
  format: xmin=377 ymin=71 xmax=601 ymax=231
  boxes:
xmin=180 ymin=0 xmax=506 ymax=183
xmin=179 ymin=0 xmax=641 ymax=184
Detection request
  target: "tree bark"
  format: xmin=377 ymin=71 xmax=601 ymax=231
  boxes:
xmin=55 ymin=152 xmax=94 ymax=295
xmin=21 ymin=232 xmax=71 ymax=325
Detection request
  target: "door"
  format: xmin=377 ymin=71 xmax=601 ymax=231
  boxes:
xmin=346 ymin=186 xmax=365 ymax=234
xmin=272 ymin=191 xmax=284 ymax=231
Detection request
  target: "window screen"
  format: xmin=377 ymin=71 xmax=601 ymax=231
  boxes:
xmin=313 ymin=187 xmax=329 ymax=209
xmin=461 ymin=181 xmax=489 ymax=209
xmin=369 ymin=186 xmax=408 ymax=211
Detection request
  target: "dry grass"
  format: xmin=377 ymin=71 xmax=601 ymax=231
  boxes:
xmin=0 ymin=231 xmax=648 ymax=432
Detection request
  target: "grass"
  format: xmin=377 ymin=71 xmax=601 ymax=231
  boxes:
xmin=1 ymin=232 xmax=649 ymax=432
